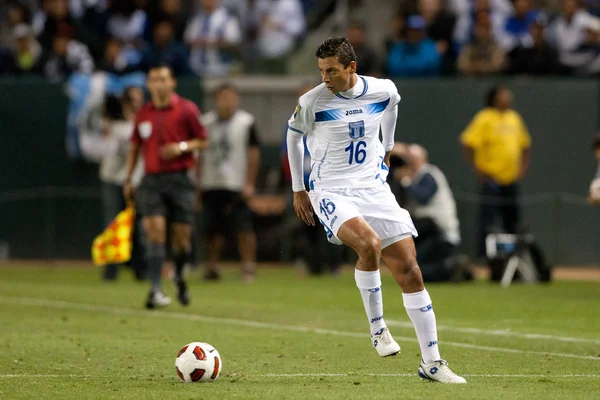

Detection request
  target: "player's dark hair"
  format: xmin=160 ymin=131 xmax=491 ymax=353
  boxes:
xmin=147 ymin=63 xmax=174 ymax=77
xmin=486 ymin=84 xmax=507 ymax=107
xmin=214 ymin=82 xmax=237 ymax=97
xmin=315 ymin=37 xmax=356 ymax=68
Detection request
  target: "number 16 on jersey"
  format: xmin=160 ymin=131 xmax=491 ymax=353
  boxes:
xmin=345 ymin=141 xmax=367 ymax=165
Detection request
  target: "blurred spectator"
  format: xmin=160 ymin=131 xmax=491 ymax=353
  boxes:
xmin=450 ymin=0 xmax=513 ymax=47
xmin=346 ymin=21 xmax=379 ymax=76
xmin=224 ymin=0 xmax=268 ymax=73
xmin=99 ymin=86 xmax=146 ymax=281
xmin=98 ymin=38 xmax=141 ymax=75
xmin=41 ymin=27 xmax=94 ymax=82
xmin=387 ymin=15 xmax=442 ymax=77
xmin=5 ymin=24 xmax=43 ymax=76
xmin=37 ymin=0 xmax=80 ymax=49
xmin=497 ymin=0 xmax=538 ymax=51
xmin=457 ymin=17 xmax=506 ymax=76
xmin=0 ymin=1 xmax=33 ymax=47
xmin=140 ymin=20 xmax=189 ymax=76
xmin=419 ymin=0 xmax=457 ymax=74
xmin=570 ymin=17 xmax=600 ymax=75
xmin=391 ymin=143 xmax=472 ymax=282
xmin=257 ymin=0 xmax=306 ymax=74
xmin=384 ymin=13 xmax=405 ymax=54
xmin=145 ymin=0 xmax=187 ymax=42
xmin=550 ymin=0 xmax=600 ymax=74
xmin=200 ymin=83 xmax=261 ymax=283
xmin=107 ymin=0 xmax=147 ymax=45
xmin=507 ymin=14 xmax=560 ymax=75
xmin=460 ymin=85 xmax=531 ymax=256
xmin=280 ymin=84 xmax=344 ymax=277
xmin=79 ymin=0 xmax=111 ymax=61
xmin=184 ymin=0 xmax=241 ymax=77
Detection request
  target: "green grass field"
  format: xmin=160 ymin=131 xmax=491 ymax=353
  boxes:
xmin=1 ymin=265 xmax=599 ymax=399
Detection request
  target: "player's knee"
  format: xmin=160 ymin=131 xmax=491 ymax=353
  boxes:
xmin=145 ymin=225 xmax=166 ymax=244
xmin=357 ymin=234 xmax=381 ymax=261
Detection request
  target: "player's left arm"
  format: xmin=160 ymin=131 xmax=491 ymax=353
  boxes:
xmin=381 ymin=80 xmax=401 ymax=167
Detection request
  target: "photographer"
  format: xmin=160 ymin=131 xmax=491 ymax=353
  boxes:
xmin=390 ymin=143 xmax=471 ymax=282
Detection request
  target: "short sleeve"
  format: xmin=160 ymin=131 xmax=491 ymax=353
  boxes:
xmin=517 ymin=114 xmax=532 ymax=149
xmin=460 ymin=111 xmax=487 ymax=149
xmin=287 ymin=96 xmax=313 ymax=136
xmin=186 ymin=102 xmax=207 ymax=140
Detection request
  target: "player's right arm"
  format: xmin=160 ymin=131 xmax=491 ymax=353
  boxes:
xmin=287 ymin=96 xmax=315 ymax=226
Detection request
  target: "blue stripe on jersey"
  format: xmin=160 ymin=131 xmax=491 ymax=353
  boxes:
xmin=287 ymin=124 xmax=304 ymax=135
xmin=315 ymin=109 xmax=344 ymax=122
xmin=365 ymin=98 xmax=390 ymax=114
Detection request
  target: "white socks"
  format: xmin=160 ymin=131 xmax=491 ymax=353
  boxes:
xmin=355 ymin=269 xmax=386 ymax=335
xmin=403 ymin=289 xmax=441 ymax=364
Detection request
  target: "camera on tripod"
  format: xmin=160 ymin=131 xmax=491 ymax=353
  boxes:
xmin=485 ymin=228 xmax=552 ymax=287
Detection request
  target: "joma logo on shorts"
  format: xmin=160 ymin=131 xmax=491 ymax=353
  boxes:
xmin=345 ymin=109 xmax=363 ymax=115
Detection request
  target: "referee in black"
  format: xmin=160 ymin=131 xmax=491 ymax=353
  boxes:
xmin=124 ymin=65 xmax=208 ymax=309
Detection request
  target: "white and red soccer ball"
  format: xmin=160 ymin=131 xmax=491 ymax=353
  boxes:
xmin=175 ymin=342 xmax=222 ymax=383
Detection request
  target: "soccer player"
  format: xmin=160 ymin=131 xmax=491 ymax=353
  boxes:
xmin=287 ymin=37 xmax=466 ymax=383
xmin=124 ymin=64 xmax=208 ymax=309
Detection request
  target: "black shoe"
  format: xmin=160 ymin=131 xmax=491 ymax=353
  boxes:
xmin=176 ymin=279 xmax=190 ymax=306
xmin=203 ymin=269 xmax=222 ymax=281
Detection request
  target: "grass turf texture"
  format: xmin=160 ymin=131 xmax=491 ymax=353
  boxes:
xmin=0 ymin=266 xmax=599 ymax=399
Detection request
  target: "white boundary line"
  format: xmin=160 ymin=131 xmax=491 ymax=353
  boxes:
xmin=1 ymin=373 xmax=598 ymax=379
xmin=1 ymin=296 xmax=598 ymax=362
xmin=259 ymin=373 xmax=600 ymax=378
xmin=387 ymin=319 xmax=600 ymax=344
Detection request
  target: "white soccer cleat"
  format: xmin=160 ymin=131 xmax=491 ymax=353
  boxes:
xmin=146 ymin=290 xmax=172 ymax=309
xmin=371 ymin=327 xmax=401 ymax=357
xmin=418 ymin=359 xmax=467 ymax=384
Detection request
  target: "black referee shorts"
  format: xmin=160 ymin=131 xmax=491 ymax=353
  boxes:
xmin=137 ymin=171 xmax=196 ymax=225
xmin=203 ymin=190 xmax=254 ymax=236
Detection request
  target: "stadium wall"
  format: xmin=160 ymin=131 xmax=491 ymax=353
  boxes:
xmin=0 ymin=78 xmax=598 ymax=264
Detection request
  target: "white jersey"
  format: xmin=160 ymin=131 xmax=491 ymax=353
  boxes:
xmin=287 ymin=76 xmax=400 ymax=190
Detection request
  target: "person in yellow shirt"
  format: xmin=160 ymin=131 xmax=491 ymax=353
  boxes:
xmin=460 ymin=85 xmax=532 ymax=256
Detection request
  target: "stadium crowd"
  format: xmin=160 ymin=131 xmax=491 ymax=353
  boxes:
xmin=2 ymin=0 xmax=600 ymax=79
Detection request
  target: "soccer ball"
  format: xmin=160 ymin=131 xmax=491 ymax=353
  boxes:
xmin=175 ymin=342 xmax=222 ymax=383
xmin=590 ymin=178 xmax=600 ymax=200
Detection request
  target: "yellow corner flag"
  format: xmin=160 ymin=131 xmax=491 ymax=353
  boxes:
xmin=92 ymin=206 xmax=135 ymax=266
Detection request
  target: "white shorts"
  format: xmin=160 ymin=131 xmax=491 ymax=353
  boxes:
xmin=309 ymin=184 xmax=418 ymax=248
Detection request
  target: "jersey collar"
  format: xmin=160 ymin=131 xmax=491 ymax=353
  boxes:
xmin=335 ymin=76 xmax=368 ymax=100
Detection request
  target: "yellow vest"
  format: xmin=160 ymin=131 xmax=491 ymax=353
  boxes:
xmin=460 ymin=108 xmax=531 ymax=185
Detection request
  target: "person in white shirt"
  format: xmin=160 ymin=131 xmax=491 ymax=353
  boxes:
xmin=549 ymin=0 xmax=600 ymax=73
xmin=257 ymin=0 xmax=305 ymax=73
xmin=286 ymin=37 xmax=465 ymax=384
xmin=99 ymin=86 xmax=145 ymax=281
xmin=184 ymin=0 xmax=241 ymax=77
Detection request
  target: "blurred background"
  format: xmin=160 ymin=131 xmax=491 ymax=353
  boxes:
xmin=0 ymin=0 xmax=598 ymax=273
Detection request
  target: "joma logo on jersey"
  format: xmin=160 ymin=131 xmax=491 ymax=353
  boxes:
xmin=345 ymin=109 xmax=363 ymax=116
